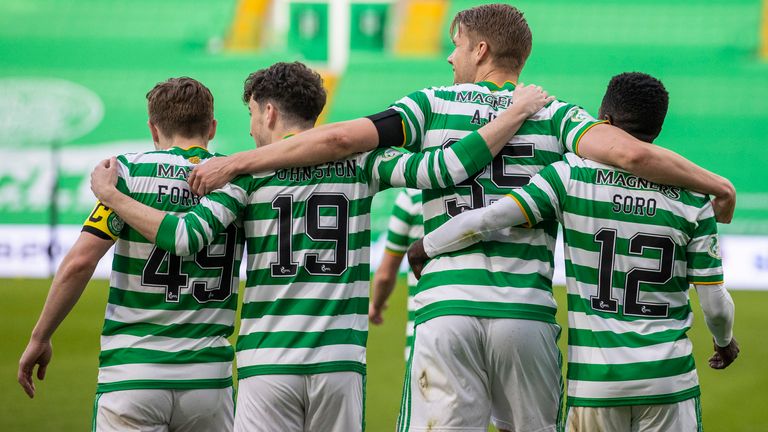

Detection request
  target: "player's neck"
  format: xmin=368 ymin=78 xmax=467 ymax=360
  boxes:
xmin=266 ymin=126 xmax=310 ymax=146
xmin=156 ymin=137 xmax=209 ymax=151
xmin=474 ymin=67 xmax=518 ymax=88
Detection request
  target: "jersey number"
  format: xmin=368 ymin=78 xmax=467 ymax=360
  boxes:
xmin=444 ymin=139 xmax=535 ymax=217
xmin=592 ymin=228 xmax=674 ymax=317
xmin=271 ymin=193 xmax=350 ymax=277
xmin=142 ymin=224 xmax=238 ymax=303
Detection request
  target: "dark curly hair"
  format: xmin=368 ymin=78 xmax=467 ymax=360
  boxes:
xmin=598 ymin=72 xmax=669 ymax=143
xmin=146 ymin=77 xmax=214 ymax=139
xmin=243 ymin=62 xmax=326 ymax=126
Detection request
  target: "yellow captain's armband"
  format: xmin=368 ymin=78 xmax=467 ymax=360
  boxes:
xmin=82 ymin=201 xmax=124 ymax=241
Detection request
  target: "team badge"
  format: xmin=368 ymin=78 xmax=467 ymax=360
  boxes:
xmin=107 ymin=212 xmax=125 ymax=236
xmin=707 ymin=235 xmax=721 ymax=259
xmin=569 ymin=108 xmax=593 ymax=123
xmin=188 ymin=156 xmax=201 ymax=165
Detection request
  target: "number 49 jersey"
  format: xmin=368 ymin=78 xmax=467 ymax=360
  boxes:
xmin=83 ymin=147 xmax=245 ymax=394
xmin=508 ymin=153 xmax=723 ymax=407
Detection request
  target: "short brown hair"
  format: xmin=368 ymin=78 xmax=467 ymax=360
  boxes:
xmin=146 ymin=77 xmax=214 ymax=138
xmin=243 ymin=62 xmax=326 ymax=126
xmin=450 ymin=4 xmax=532 ymax=73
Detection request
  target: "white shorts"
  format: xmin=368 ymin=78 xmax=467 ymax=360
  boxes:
xmin=93 ymin=388 xmax=234 ymax=432
xmin=398 ymin=316 xmax=563 ymax=432
xmin=565 ymin=397 xmax=702 ymax=432
xmin=234 ymin=372 xmax=364 ymax=432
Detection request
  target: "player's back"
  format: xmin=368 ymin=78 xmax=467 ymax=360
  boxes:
xmin=392 ymin=81 xmax=603 ymax=326
xmin=97 ymin=147 xmax=245 ymax=393
xmin=556 ymin=152 xmax=722 ymax=406
xmin=232 ymin=151 xmax=390 ymax=380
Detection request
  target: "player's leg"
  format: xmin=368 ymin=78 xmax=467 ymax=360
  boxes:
xmin=486 ymin=318 xmax=562 ymax=432
xmin=93 ymin=389 xmax=173 ymax=432
xmin=564 ymin=406 xmax=631 ymax=432
xmin=305 ymin=371 xmax=364 ymax=432
xmin=168 ymin=387 xmax=234 ymax=432
xmin=397 ymin=315 xmax=491 ymax=432
xmin=234 ymin=375 xmax=305 ymax=432
xmin=631 ymin=397 xmax=701 ymax=432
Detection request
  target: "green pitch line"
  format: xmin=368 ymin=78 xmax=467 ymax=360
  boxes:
xmin=2 ymin=278 xmax=766 ymax=431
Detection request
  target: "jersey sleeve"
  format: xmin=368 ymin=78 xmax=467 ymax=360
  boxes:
xmin=686 ymin=201 xmax=724 ymax=285
xmin=155 ymin=175 xmax=251 ymax=256
xmin=389 ymin=88 xmax=434 ymax=152
xmin=506 ymin=162 xmax=570 ymax=226
xmin=551 ymin=103 xmax=607 ymax=154
xmin=384 ymin=190 xmax=419 ymax=256
xmin=366 ymin=130 xmax=493 ymax=191
xmin=81 ymin=156 xmax=131 ymax=241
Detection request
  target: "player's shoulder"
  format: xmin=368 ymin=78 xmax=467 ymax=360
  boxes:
xmin=404 ymin=188 xmax=422 ymax=200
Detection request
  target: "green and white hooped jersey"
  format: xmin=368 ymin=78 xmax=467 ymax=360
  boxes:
xmin=391 ymin=81 xmax=604 ymax=326
xmin=154 ymin=134 xmax=493 ymax=379
xmin=92 ymin=147 xmax=245 ymax=393
xmin=508 ymin=153 xmax=724 ymax=407
xmin=383 ymin=189 xmax=423 ymax=360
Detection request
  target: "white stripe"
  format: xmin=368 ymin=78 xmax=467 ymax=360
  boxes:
xmin=236 ymin=345 xmax=366 ymax=368
xmin=567 ymin=247 xmax=690 ymax=278
xmin=105 ymin=304 xmax=235 ymax=326
xmin=98 ymin=361 xmax=232 ymax=383
xmin=243 ymin=247 xmax=371 ymax=274
xmin=100 ymin=334 xmax=231 ymax=353
xmin=568 ymin=310 xmax=693 ymax=335
xmin=415 ymin=285 xmax=557 ymax=310
xmin=566 ymin=278 xmax=691 ymax=309
xmin=563 ymin=212 xmax=691 ymax=243
xmin=240 ymin=313 xmax=367 ymax=334
xmin=110 ymin=271 xmax=232 ymax=295
xmin=425 ymin=251 xmax=552 ymax=276
xmin=242 ymin=281 xmax=370 ymax=302
xmin=568 ymin=339 xmax=693 ymax=365
xmin=567 ymin=369 xmax=699 ymax=400
xmin=243 ymin=213 xmax=371 ymax=238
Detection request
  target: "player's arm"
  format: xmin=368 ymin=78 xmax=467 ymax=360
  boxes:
xmin=90 ymin=157 xmax=245 ymax=256
xmin=408 ymin=165 xmax=565 ymax=277
xmin=188 ymin=85 xmax=550 ymax=195
xmin=577 ymin=124 xmax=735 ymax=223
xmin=694 ymin=283 xmax=738 ymax=369
xmin=370 ymin=252 xmax=404 ymax=325
xmin=18 ymin=211 xmax=115 ymax=398
xmin=374 ymin=85 xmax=553 ymax=189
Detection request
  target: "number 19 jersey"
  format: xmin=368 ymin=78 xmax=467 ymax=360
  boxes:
xmin=508 ymin=153 xmax=723 ymax=407
xmin=84 ymin=146 xmax=245 ymax=393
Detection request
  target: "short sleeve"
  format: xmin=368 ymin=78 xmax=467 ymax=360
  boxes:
xmin=384 ymin=190 xmax=419 ymax=256
xmin=552 ymin=104 xmax=607 ymax=154
xmin=389 ymin=89 xmax=433 ymax=152
xmin=686 ymin=201 xmax=724 ymax=285
xmin=507 ymin=162 xmax=570 ymax=226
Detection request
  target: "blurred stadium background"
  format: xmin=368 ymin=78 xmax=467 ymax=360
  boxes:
xmin=1 ymin=0 xmax=767 ymax=430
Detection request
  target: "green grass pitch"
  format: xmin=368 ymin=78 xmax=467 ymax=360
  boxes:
xmin=2 ymin=278 xmax=766 ymax=431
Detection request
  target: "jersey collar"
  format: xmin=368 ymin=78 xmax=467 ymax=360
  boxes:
xmin=476 ymin=80 xmax=516 ymax=92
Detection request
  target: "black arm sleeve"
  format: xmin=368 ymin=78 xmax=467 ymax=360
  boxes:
xmin=366 ymin=109 xmax=405 ymax=149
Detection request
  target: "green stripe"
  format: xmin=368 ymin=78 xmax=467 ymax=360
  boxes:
xmin=244 ymin=230 xmax=371 ymax=255
xmin=418 ymin=268 xmax=553 ymax=294
xmin=236 ymin=328 xmax=368 ymax=351
xmin=241 ymin=297 xmax=367 ymax=319
xmin=99 ymin=346 xmax=234 ymax=367
xmin=568 ymin=327 xmax=690 ymax=348
xmin=568 ymin=293 xmax=692 ymax=321
xmin=567 ymin=355 xmax=696 ymax=382
xmin=567 ymin=386 xmax=700 ymax=407
xmin=96 ymin=377 xmax=233 ymax=393
xmin=415 ymin=300 xmax=557 ymax=325
xmin=102 ymin=319 xmax=234 ymax=339
xmin=243 ymin=195 xmax=373 ymax=221
xmin=237 ymin=361 xmax=366 ymax=379
xmin=245 ymin=263 xmax=370 ymax=285
xmin=565 ymin=260 xmax=691 ymax=294
xmin=91 ymin=393 xmax=102 ymax=432
xmin=107 ymin=288 xmax=237 ymax=311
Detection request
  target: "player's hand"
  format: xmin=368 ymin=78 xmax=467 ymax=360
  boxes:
xmin=369 ymin=301 xmax=387 ymax=325
xmin=407 ymin=239 xmax=428 ymax=280
xmin=709 ymin=337 xmax=739 ymax=369
xmin=711 ymin=178 xmax=735 ymax=224
xmin=90 ymin=157 xmax=119 ymax=206
xmin=511 ymin=82 xmax=555 ymax=117
xmin=18 ymin=339 xmax=53 ymax=398
xmin=189 ymin=156 xmax=235 ymax=196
